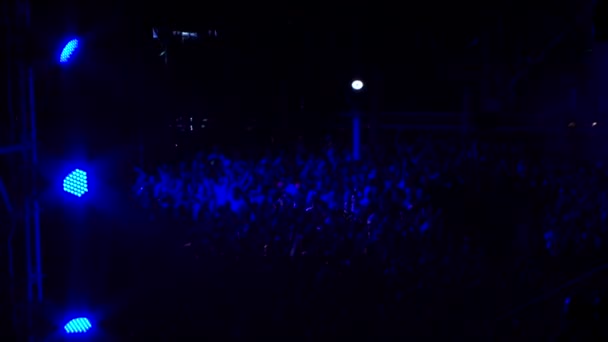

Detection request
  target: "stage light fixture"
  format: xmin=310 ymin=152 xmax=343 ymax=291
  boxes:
xmin=60 ymin=39 xmax=79 ymax=63
xmin=64 ymin=317 xmax=92 ymax=334
xmin=63 ymin=169 xmax=88 ymax=197
xmin=351 ymin=80 xmax=364 ymax=91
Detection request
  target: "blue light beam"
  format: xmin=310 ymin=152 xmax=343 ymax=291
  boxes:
xmin=64 ymin=317 xmax=92 ymax=334
xmin=60 ymin=39 xmax=79 ymax=63
xmin=63 ymin=169 xmax=88 ymax=197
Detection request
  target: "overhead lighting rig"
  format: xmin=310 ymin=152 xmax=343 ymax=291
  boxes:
xmin=172 ymin=30 xmax=199 ymax=42
xmin=152 ymin=27 xmax=219 ymax=43
xmin=152 ymin=27 xmax=220 ymax=65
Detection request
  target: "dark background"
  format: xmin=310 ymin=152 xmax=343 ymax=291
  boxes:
xmin=29 ymin=0 xmax=598 ymax=150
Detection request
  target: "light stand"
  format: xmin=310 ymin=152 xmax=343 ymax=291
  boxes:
xmin=2 ymin=0 xmax=43 ymax=339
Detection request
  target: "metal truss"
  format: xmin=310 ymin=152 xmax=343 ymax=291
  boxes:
xmin=3 ymin=0 xmax=43 ymax=338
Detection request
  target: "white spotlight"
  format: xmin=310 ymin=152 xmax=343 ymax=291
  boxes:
xmin=351 ymin=80 xmax=364 ymax=91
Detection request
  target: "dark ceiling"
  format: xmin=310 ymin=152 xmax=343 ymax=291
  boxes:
xmin=28 ymin=0 xmax=594 ymax=118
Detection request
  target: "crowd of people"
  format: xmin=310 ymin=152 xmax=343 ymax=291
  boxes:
xmin=131 ymin=132 xmax=608 ymax=338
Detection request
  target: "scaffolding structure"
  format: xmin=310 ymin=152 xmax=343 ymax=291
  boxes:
xmin=3 ymin=0 xmax=43 ymax=338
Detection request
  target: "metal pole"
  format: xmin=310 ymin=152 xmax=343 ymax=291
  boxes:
xmin=22 ymin=0 xmax=41 ymax=303
xmin=350 ymin=11 xmax=365 ymax=162
xmin=16 ymin=0 xmax=34 ymax=337
xmin=353 ymin=113 xmax=361 ymax=161
xmin=20 ymin=61 xmax=33 ymax=310
xmin=29 ymin=66 xmax=42 ymax=302
xmin=23 ymin=0 xmax=42 ymax=338
xmin=4 ymin=0 xmax=19 ymax=336
xmin=22 ymin=0 xmax=39 ymax=307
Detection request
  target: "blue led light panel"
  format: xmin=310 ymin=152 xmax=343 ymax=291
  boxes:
xmin=63 ymin=169 xmax=88 ymax=197
xmin=64 ymin=317 xmax=92 ymax=334
xmin=60 ymin=39 xmax=79 ymax=63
